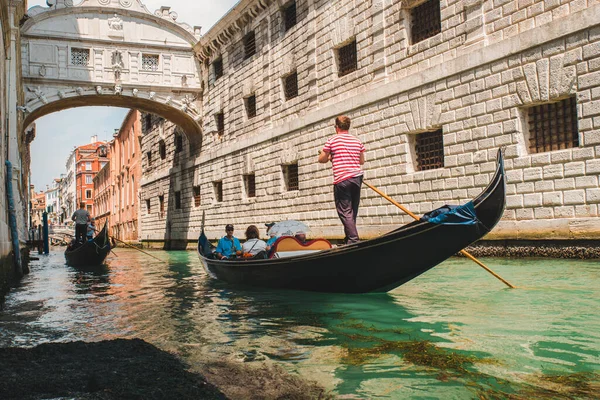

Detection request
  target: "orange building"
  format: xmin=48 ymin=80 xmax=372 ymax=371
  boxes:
xmin=94 ymin=110 xmax=142 ymax=242
xmin=75 ymin=138 xmax=109 ymax=216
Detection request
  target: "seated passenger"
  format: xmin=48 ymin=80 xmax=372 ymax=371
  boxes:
xmin=215 ymin=224 xmax=242 ymax=260
xmin=87 ymin=218 xmax=96 ymax=240
xmin=242 ymin=225 xmax=267 ymax=257
xmin=294 ymin=231 xmax=307 ymax=244
xmin=265 ymin=222 xmax=277 ymax=252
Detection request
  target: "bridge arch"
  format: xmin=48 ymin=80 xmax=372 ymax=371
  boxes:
xmin=21 ymin=0 xmax=203 ymax=148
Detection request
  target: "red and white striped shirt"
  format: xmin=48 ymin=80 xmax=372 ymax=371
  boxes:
xmin=323 ymin=132 xmax=366 ymax=185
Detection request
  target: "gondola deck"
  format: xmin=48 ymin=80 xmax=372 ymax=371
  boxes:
xmin=198 ymin=149 xmax=506 ymax=293
xmin=64 ymin=224 xmax=111 ymax=267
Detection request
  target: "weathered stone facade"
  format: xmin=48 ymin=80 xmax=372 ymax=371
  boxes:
xmin=141 ymin=0 xmax=600 ymax=245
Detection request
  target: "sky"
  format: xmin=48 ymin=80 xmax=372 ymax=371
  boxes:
xmin=28 ymin=0 xmax=238 ymax=190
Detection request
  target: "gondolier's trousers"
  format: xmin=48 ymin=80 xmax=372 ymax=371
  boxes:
xmin=75 ymin=223 xmax=87 ymax=243
xmin=334 ymin=175 xmax=363 ymax=244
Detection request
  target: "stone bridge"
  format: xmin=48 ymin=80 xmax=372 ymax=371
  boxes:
xmin=21 ymin=0 xmax=204 ymax=149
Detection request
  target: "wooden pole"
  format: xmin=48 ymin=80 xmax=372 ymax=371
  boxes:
xmin=109 ymin=235 xmax=168 ymax=263
xmin=363 ymin=180 xmax=516 ymax=289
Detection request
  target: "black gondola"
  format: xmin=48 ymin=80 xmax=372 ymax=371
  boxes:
xmin=198 ymin=149 xmax=506 ymax=293
xmin=64 ymin=223 xmax=111 ymax=267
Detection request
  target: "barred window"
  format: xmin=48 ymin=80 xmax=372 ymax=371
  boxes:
xmin=174 ymin=191 xmax=182 ymax=210
xmin=337 ymin=40 xmax=357 ymax=77
xmin=411 ymin=0 xmax=441 ymax=44
xmin=284 ymin=71 xmax=298 ymax=100
xmin=213 ymin=58 xmax=223 ymax=80
xmin=193 ymin=186 xmax=201 ymax=207
xmin=213 ymin=181 xmax=223 ymax=202
xmin=415 ymin=129 xmax=444 ymax=171
xmin=244 ymin=31 xmax=256 ymax=59
xmin=527 ymin=97 xmax=579 ymax=153
xmin=284 ymin=1 xmax=297 ymax=32
xmin=144 ymin=114 xmax=153 ymax=132
xmin=146 ymin=199 xmax=151 ymax=213
xmin=141 ymin=54 xmax=159 ymax=71
xmin=71 ymin=48 xmax=90 ymax=66
xmin=147 ymin=151 xmax=152 ymax=165
xmin=282 ymin=163 xmax=299 ymax=191
xmin=159 ymin=140 xmax=166 ymax=160
xmin=244 ymin=174 xmax=256 ymax=198
xmin=245 ymin=94 xmax=257 ymax=119
xmin=175 ymin=133 xmax=183 ymax=153
xmin=159 ymin=195 xmax=164 ymax=218
xmin=215 ymin=112 xmax=225 ymax=135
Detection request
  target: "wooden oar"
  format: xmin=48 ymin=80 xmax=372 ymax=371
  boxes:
xmin=92 ymin=228 xmax=167 ymax=264
xmin=363 ymin=181 xmax=516 ymax=289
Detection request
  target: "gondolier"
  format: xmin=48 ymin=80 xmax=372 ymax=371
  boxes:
xmin=72 ymin=202 xmax=90 ymax=243
xmin=318 ymin=115 xmax=366 ymax=244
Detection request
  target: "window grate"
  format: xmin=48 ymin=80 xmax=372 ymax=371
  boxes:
xmin=213 ymin=58 xmax=223 ymax=80
xmin=415 ymin=129 xmax=444 ymax=171
xmin=244 ymin=31 xmax=256 ymax=60
xmin=147 ymin=151 xmax=152 ymax=165
xmin=411 ymin=0 xmax=441 ymax=44
xmin=284 ymin=71 xmax=298 ymax=100
xmin=175 ymin=133 xmax=183 ymax=153
xmin=141 ymin=54 xmax=159 ymax=71
xmin=175 ymin=191 xmax=181 ymax=210
xmin=159 ymin=140 xmax=166 ymax=160
xmin=284 ymin=1 xmax=297 ymax=32
xmin=144 ymin=114 xmax=153 ymax=132
xmin=146 ymin=199 xmax=151 ymax=213
xmin=338 ymin=40 xmax=357 ymax=77
xmin=528 ymin=97 xmax=579 ymax=153
xmin=215 ymin=112 xmax=225 ymax=135
xmin=71 ymin=48 xmax=90 ymax=66
xmin=213 ymin=181 xmax=223 ymax=202
xmin=283 ymin=163 xmax=299 ymax=191
xmin=193 ymin=186 xmax=201 ymax=207
xmin=159 ymin=195 xmax=164 ymax=218
xmin=244 ymin=174 xmax=256 ymax=198
xmin=246 ymin=95 xmax=257 ymax=119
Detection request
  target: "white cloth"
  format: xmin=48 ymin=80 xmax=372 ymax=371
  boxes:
xmin=242 ymin=238 xmax=267 ymax=255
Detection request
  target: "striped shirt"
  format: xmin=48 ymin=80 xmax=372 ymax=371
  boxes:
xmin=323 ymin=132 xmax=365 ymax=185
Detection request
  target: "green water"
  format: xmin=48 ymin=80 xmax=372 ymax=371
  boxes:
xmin=1 ymin=250 xmax=598 ymax=398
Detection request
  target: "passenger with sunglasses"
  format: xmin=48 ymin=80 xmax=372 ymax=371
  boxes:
xmin=215 ymin=224 xmax=242 ymax=260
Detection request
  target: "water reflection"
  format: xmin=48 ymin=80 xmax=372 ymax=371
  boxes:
xmin=0 ymin=250 xmax=598 ymax=398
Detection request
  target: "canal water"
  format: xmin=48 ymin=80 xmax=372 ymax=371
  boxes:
xmin=1 ymin=249 xmax=598 ymax=399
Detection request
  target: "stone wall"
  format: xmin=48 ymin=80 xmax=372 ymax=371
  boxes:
xmin=140 ymin=0 xmax=600 ymax=245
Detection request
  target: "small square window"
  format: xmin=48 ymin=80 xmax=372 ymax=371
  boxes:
xmin=174 ymin=191 xmax=182 ymax=210
xmin=282 ymin=163 xmax=299 ymax=191
xmin=213 ymin=181 xmax=223 ymax=203
xmin=244 ymin=174 xmax=256 ymax=198
xmin=337 ymin=40 xmax=357 ymax=78
xmin=415 ymin=129 xmax=445 ymax=171
xmin=86 ymin=162 xmax=92 ymax=171
xmin=527 ymin=97 xmax=579 ymax=153
xmin=283 ymin=1 xmax=297 ymax=32
xmin=245 ymin=95 xmax=257 ymax=119
xmin=71 ymin=48 xmax=90 ymax=66
xmin=159 ymin=140 xmax=166 ymax=160
xmin=284 ymin=71 xmax=298 ymax=100
xmin=244 ymin=31 xmax=256 ymax=59
xmin=215 ymin=112 xmax=225 ymax=135
xmin=411 ymin=0 xmax=441 ymax=44
xmin=213 ymin=58 xmax=223 ymax=80
xmin=85 ymin=189 xmax=92 ymax=199
xmin=193 ymin=186 xmax=201 ymax=207
xmin=142 ymin=54 xmax=159 ymax=71
xmin=146 ymin=199 xmax=151 ymax=213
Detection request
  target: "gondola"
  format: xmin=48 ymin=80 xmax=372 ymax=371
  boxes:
xmin=198 ymin=149 xmax=506 ymax=293
xmin=64 ymin=223 xmax=111 ymax=267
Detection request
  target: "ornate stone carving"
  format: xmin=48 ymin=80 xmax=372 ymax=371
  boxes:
xmin=76 ymin=87 xmax=84 ymax=95
xmin=95 ymin=85 xmax=103 ymax=94
xmin=114 ymin=84 xmax=123 ymax=95
xmin=26 ymin=86 xmax=48 ymax=104
xmin=181 ymin=75 xmax=188 ymax=86
xmin=132 ymin=88 xmax=139 ymax=96
xmin=149 ymin=91 xmax=156 ymax=99
xmin=108 ymin=14 xmax=123 ymax=31
xmin=111 ymin=50 xmax=124 ymax=81
xmin=181 ymin=94 xmax=199 ymax=114
xmin=39 ymin=64 xmax=47 ymax=77
xmin=119 ymin=0 xmax=133 ymax=8
xmin=57 ymin=90 xmax=66 ymax=99
xmin=165 ymin=96 xmax=173 ymax=105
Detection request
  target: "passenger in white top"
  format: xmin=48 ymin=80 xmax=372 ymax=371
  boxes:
xmin=242 ymin=225 xmax=267 ymax=256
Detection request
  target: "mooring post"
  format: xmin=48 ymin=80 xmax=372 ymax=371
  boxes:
xmin=43 ymin=212 xmax=49 ymax=255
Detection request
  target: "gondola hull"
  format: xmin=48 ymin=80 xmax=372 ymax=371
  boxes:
xmin=198 ymin=149 xmax=507 ymax=293
xmin=65 ymin=224 xmax=111 ymax=267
